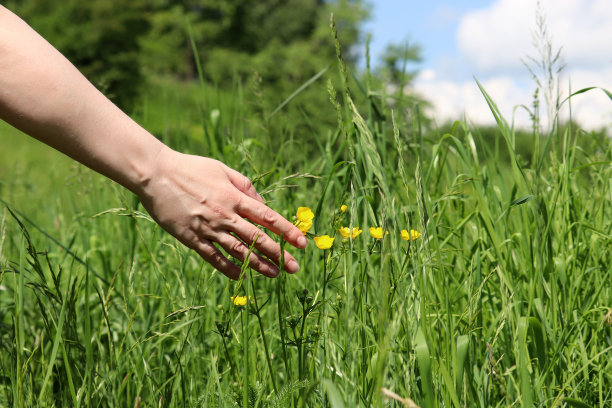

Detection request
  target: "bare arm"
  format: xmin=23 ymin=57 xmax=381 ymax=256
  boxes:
xmin=0 ymin=5 xmax=307 ymax=279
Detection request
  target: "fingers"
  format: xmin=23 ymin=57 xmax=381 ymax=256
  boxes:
xmin=222 ymin=165 xmax=307 ymax=251
xmin=192 ymin=228 xmax=297 ymax=279
xmin=224 ymin=166 xmax=264 ymax=203
xmin=195 ymin=161 xmax=306 ymax=276
xmin=236 ymin=196 xmax=308 ymax=250
xmin=143 ymin=155 xmax=306 ymax=280
xmin=192 ymin=239 xmax=242 ymax=280
xmin=229 ymin=219 xmax=301 ymax=274
xmin=215 ymin=232 xmax=284 ymax=278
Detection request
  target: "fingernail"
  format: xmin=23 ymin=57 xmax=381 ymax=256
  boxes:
xmin=297 ymin=235 xmax=308 ymax=248
xmin=286 ymin=259 xmax=299 ymax=273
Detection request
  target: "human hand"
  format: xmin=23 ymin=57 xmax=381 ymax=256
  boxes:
xmin=138 ymin=146 xmax=308 ymax=279
xmin=0 ymin=6 xmax=307 ymax=279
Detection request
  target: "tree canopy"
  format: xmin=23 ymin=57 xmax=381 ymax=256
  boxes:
xmin=6 ymin=0 xmax=374 ymax=112
xmin=6 ymin=0 xmax=150 ymax=110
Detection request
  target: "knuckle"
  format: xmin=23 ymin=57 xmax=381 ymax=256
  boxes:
xmin=230 ymin=240 xmax=246 ymax=255
xmin=208 ymin=206 xmax=232 ymax=229
xmin=243 ymin=176 xmax=254 ymax=191
xmin=180 ymin=227 xmax=197 ymax=242
xmin=189 ymin=217 xmax=203 ymax=233
xmin=246 ymin=255 xmax=262 ymax=270
xmin=210 ymin=252 xmax=226 ymax=265
xmin=228 ymin=213 xmax=241 ymax=226
xmin=222 ymin=189 xmax=242 ymax=210
xmin=211 ymin=204 xmax=226 ymax=218
xmin=262 ymin=208 xmax=277 ymax=224
xmin=231 ymin=190 xmax=244 ymax=209
xmin=249 ymin=228 xmax=264 ymax=244
xmin=223 ymin=186 xmax=239 ymax=200
xmin=197 ymin=242 xmax=214 ymax=257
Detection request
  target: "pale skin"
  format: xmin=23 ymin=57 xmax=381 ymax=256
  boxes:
xmin=0 ymin=6 xmax=308 ymax=280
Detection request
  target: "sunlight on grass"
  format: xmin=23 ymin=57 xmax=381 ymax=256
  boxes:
xmin=0 ymin=13 xmax=610 ymax=408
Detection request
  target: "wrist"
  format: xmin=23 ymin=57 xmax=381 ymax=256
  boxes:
xmin=126 ymin=135 xmax=170 ymax=197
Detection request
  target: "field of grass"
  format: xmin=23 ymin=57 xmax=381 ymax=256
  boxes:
xmin=1 ymin=29 xmax=611 ymax=408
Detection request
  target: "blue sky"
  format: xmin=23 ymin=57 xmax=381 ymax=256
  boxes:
xmin=363 ymin=1 xmax=489 ymax=75
xmin=360 ymin=0 xmax=612 ymax=130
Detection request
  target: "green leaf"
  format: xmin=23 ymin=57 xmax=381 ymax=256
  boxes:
xmin=322 ymin=379 xmax=346 ymax=408
xmin=269 ymin=65 xmax=329 ymax=118
xmin=528 ymin=316 xmax=547 ymax=371
xmin=455 ymin=335 xmax=469 ymax=395
xmin=511 ymin=195 xmax=534 ymax=206
xmin=38 ymin=292 xmax=69 ymax=401
xmin=415 ymin=328 xmax=434 ymax=408
xmin=563 ymin=398 xmax=591 ymax=408
xmin=562 ymin=86 xmax=612 ymax=104
xmin=518 ymin=317 xmax=534 ymax=407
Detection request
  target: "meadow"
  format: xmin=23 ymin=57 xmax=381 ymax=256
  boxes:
xmin=1 ymin=22 xmax=611 ymax=408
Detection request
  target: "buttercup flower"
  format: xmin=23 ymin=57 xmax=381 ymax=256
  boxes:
xmin=295 ymin=207 xmax=314 ymax=234
xmin=340 ymin=204 xmax=348 ymax=213
xmin=231 ymin=295 xmax=250 ymax=307
xmin=314 ymin=235 xmax=335 ymax=249
xmin=339 ymin=226 xmax=362 ymax=239
xmin=368 ymin=227 xmax=387 ymax=239
xmin=401 ymin=229 xmax=421 ymax=241
xmin=296 ymin=207 xmax=314 ymax=222
xmin=296 ymin=219 xmax=313 ymax=235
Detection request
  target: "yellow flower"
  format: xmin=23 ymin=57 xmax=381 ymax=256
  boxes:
xmin=368 ymin=227 xmax=388 ymax=239
xmin=294 ymin=207 xmax=314 ymax=234
xmin=314 ymin=235 xmax=335 ymax=249
xmin=296 ymin=219 xmax=313 ymax=235
xmin=401 ymin=229 xmax=421 ymax=241
xmin=231 ymin=295 xmax=249 ymax=307
xmin=340 ymin=204 xmax=348 ymax=213
xmin=339 ymin=226 xmax=362 ymax=239
xmin=296 ymin=207 xmax=314 ymax=222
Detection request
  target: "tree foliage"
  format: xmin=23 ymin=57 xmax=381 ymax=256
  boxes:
xmin=141 ymin=0 xmax=371 ymax=133
xmin=6 ymin=0 xmax=373 ymax=125
xmin=6 ymin=0 xmax=149 ymax=111
xmin=139 ymin=0 xmax=367 ymax=79
xmin=378 ymin=41 xmax=422 ymax=85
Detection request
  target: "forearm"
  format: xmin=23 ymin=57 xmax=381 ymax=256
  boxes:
xmin=0 ymin=5 xmax=307 ymax=278
xmin=0 ymin=5 xmax=164 ymax=194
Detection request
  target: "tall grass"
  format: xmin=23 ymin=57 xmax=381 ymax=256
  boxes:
xmin=1 ymin=14 xmax=611 ymax=408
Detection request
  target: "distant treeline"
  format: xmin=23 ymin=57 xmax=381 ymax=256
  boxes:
xmin=6 ymin=0 xmax=376 ymax=112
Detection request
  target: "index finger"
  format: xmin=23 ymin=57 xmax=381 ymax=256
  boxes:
xmin=236 ymin=196 xmax=308 ymax=249
xmin=224 ymin=166 xmax=264 ymax=203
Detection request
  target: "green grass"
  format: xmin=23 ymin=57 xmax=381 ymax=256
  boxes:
xmin=1 ymin=29 xmax=611 ymax=408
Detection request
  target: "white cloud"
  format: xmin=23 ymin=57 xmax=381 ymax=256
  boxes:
xmin=457 ymin=0 xmax=534 ymax=75
xmin=560 ymin=68 xmax=612 ymax=128
xmin=414 ymin=72 xmax=533 ymax=128
xmin=458 ymin=0 xmax=612 ymax=74
xmin=414 ymin=0 xmax=612 ymax=131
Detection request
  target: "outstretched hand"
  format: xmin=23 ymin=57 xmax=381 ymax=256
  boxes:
xmin=138 ymin=146 xmax=308 ymax=279
xmin=0 ymin=6 xmax=307 ymax=280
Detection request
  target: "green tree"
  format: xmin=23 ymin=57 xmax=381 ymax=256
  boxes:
xmin=5 ymin=0 xmax=149 ymax=111
xmin=196 ymin=0 xmax=370 ymax=135
xmin=378 ymin=41 xmax=422 ymax=85
xmin=7 ymin=0 xmax=374 ymax=131
xmin=139 ymin=0 xmax=368 ymax=81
